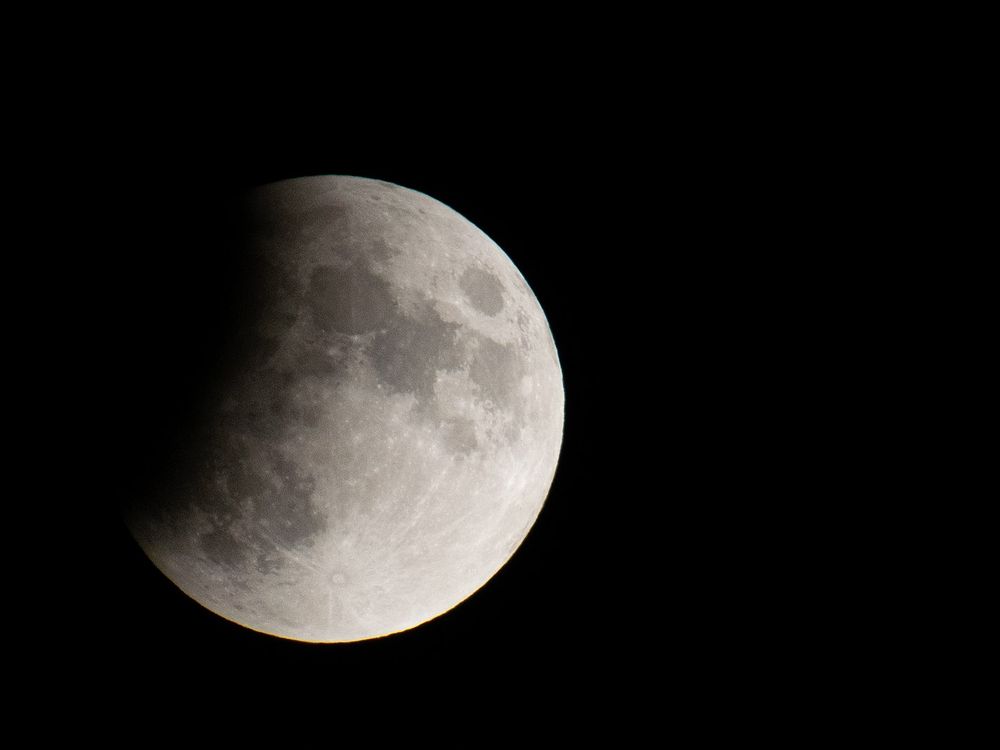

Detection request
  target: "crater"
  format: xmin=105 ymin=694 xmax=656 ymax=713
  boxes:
xmin=306 ymin=263 xmax=396 ymax=335
xmin=459 ymin=266 xmax=505 ymax=316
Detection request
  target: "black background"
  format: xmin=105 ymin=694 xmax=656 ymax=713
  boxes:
xmin=24 ymin=85 xmax=669 ymax=722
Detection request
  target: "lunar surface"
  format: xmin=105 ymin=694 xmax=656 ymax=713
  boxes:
xmin=124 ymin=175 xmax=564 ymax=642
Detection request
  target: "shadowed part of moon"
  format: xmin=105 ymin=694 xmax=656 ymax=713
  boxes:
xmin=124 ymin=175 xmax=564 ymax=643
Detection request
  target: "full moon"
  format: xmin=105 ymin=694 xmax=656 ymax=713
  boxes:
xmin=123 ymin=175 xmax=564 ymax=642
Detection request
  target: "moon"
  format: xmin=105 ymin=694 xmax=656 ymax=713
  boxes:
xmin=123 ymin=175 xmax=564 ymax=642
